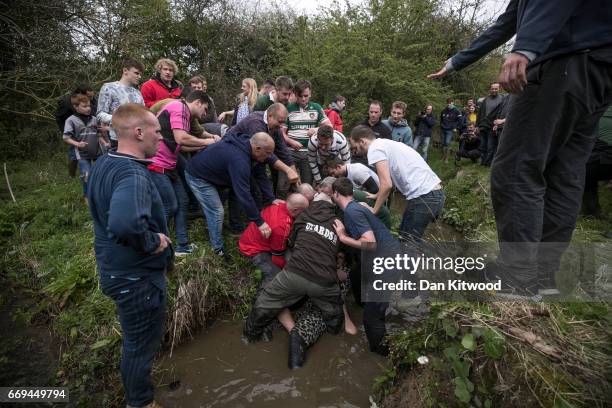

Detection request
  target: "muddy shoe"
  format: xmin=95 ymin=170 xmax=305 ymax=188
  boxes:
xmin=288 ymin=328 xmax=306 ymax=369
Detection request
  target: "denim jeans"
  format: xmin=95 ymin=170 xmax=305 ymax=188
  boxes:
xmin=150 ymin=171 xmax=189 ymax=247
xmin=412 ymin=136 xmax=431 ymax=161
xmin=441 ymin=129 xmax=454 ymax=147
xmin=399 ymin=189 xmax=445 ymax=241
xmin=185 ymin=171 xmax=224 ymax=252
xmin=101 ymin=277 xmax=166 ymax=407
xmin=78 ymin=159 xmax=94 ymax=196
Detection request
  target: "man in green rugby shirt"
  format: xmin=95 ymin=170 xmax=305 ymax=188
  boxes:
xmin=253 ymin=76 xmax=294 ymax=111
xmin=278 ymin=79 xmax=333 ymax=197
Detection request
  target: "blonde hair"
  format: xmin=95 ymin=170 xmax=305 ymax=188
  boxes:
xmin=239 ymin=78 xmax=258 ymax=111
xmin=154 ymin=58 xmax=179 ymax=75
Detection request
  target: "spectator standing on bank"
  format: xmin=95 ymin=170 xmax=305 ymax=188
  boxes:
xmin=439 ymin=98 xmax=463 ymax=162
xmin=382 ymin=101 xmax=413 ymax=147
xmin=324 ymin=95 xmax=346 ymax=132
xmin=97 ymin=58 xmax=145 ymax=148
xmin=413 ymin=105 xmax=436 ymax=161
xmin=88 ymin=104 xmax=171 ymax=408
xmin=141 ymin=58 xmax=182 ymax=108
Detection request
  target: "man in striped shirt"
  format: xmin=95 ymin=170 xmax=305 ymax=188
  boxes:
xmin=307 ymin=125 xmax=351 ymax=186
xmin=279 ymin=79 xmax=332 ymax=196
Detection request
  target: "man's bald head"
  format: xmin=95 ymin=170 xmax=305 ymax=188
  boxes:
xmin=112 ymin=104 xmax=161 ymax=158
xmin=296 ymin=183 xmax=315 ymax=202
xmin=250 ymin=132 xmax=275 ymax=162
xmin=112 ymin=104 xmax=156 ymax=139
xmin=266 ymin=103 xmax=288 ymax=130
xmin=286 ymin=193 xmax=309 ymax=218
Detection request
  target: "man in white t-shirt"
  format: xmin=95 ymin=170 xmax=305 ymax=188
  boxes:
xmin=349 ymin=125 xmax=445 ymax=240
xmin=326 ymin=157 xmax=380 ymax=195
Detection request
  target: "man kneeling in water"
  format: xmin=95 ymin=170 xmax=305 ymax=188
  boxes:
xmin=244 ymin=192 xmax=344 ymax=368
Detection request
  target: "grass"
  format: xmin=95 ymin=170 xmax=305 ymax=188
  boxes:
xmin=0 ymin=154 xmax=257 ymax=406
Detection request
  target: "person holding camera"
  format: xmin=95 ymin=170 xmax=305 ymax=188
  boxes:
xmin=455 ymin=121 xmax=481 ymax=164
xmin=412 ymin=105 xmax=436 ymax=161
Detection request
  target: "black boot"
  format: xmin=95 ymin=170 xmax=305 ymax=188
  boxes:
xmin=288 ymin=328 xmax=306 ymax=369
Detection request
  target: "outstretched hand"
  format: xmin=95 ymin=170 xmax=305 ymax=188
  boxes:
xmin=427 ymin=64 xmax=448 ymax=79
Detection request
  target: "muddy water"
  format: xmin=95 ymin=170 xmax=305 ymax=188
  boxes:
xmin=157 ymin=309 xmax=387 ymax=408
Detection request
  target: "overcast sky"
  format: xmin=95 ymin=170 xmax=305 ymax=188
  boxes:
xmin=281 ymin=0 xmax=510 ymax=21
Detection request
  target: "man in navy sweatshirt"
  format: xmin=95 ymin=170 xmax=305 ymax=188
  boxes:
xmin=185 ymin=132 xmax=277 ymax=259
xmin=429 ymin=0 xmax=612 ymax=298
xmin=88 ymin=104 xmax=171 ymax=408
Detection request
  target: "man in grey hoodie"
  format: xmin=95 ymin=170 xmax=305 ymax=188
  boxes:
xmin=382 ymin=101 xmax=413 ymax=147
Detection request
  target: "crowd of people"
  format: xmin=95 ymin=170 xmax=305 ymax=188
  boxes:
xmin=55 ymin=1 xmax=612 ymax=405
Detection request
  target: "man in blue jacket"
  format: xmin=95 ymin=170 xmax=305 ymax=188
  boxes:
xmin=429 ymin=0 xmax=612 ymax=298
xmin=185 ymin=132 xmax=277 ymax=259
xmin=88 ymin=104 xmax=171 ymax=408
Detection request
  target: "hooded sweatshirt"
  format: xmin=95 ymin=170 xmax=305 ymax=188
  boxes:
xmin=382 ymin=117 xmax=413 ymax=146
xmin=286 ymin=200 xmax=340 ymax=286
xmin=141 ymin=73 xmax=182 ymax=108
xmin=186 ymin=132 xmax=274 ymax=226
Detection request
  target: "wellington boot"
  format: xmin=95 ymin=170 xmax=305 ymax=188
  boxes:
xmin=288 ymin=328 xmax=306 ymax=369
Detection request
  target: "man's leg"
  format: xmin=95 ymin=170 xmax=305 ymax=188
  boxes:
xmin=296 ymin=150 xmax=313 ymax=186
xmin=538 ymin=106 xmax=611 ymax=288
xmin=363 ymin=301 xmax=389 ymax=355
xmin=399 ymin=189 xmax=445 ymax=242
xmin=109 ymin=281 xmax=166 ymax=407
xmin=250 ymin=252 xmax=282 ymax=285
xmin=479 ymin=130 xmax=489 ymax=165
xmin=413 ymin=135 xmax=421 ymax=150
xmin=307 ymin=282 xmax=344 ymax=335
xmin=421 ymin=137 xmax=431 ymax=161
xmin=173 ymin=176 xmax=191 ymax=249
xmin=185 ymin=172 xmax=225 ymax=253
xmin=484 ymin=132 xmax=498 ymax=166
xmin=491 ymin=50 xmax=612 ymax=290
xmin=244 ymin=269 xmax=306 ymax=341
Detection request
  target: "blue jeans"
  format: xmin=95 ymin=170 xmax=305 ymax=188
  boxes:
xmin=150 ymin=171 xmax=190 ymax=247
xmin=441 ymin=129 xmax=454 ymax=147
xmin=399 ymin=189 xmax=445 ymax=241
xmin=412 ymin=136 xmax=431 ymax=161
xmin=101 ymin=277 xmax=166 ymax=407
xmin=78 ymin=159 xmax=94 ymax=196
xmin=185 ymin=171 xmax=224 ymax=252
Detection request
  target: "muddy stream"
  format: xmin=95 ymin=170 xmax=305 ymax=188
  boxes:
xmin=157 ymin=192 xmax=462 ymax=408
xmin=157 ymin=307 xmax=386 ymax=408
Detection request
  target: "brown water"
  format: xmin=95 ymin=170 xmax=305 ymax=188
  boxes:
xmin=157 ymin=311 xmax=388 ymax=408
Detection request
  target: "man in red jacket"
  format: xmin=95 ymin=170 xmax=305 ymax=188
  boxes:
xmin=141 ymin=58 xmax=183 ymax=108
xmin=324 ymin=95 xmax=346 ymax=133
xmin=239 ymin=193 xmax=309 ymax=282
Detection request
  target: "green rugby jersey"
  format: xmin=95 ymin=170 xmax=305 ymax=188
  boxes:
xmin=286 ymin=102 xmax=327 ymax=149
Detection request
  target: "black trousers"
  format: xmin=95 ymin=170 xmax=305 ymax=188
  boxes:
xmin=490 ymin=48 xmax=612 ymax=286
xmin=583 ymin=161 xmax=612 ymax=216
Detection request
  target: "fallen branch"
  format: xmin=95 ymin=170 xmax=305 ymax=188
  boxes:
xmin=4 ymin=162 xmax=16 ymax=202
